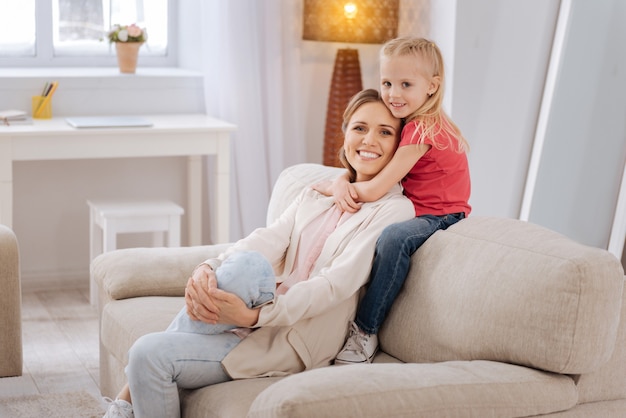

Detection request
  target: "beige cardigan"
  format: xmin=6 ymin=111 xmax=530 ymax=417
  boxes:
xmin=203 ymin=185 xmax=414 ymax=379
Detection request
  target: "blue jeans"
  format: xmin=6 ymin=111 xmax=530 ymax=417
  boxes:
xmin=166 ymin=251 xmax=275 ymax=334
xmin=355 ymin=214 xmax=464 ymax=335
xmin=126 ymin=251 xmax=275 ymax=418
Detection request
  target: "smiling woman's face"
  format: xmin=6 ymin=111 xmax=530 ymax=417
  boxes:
xmin=343 ymin=101 xmax=401 ymax=182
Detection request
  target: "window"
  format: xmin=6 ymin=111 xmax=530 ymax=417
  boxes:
xmin=0 ymin=0 xmax=176 ymax=67
xmin=0 ymin=1 xmax=36 ymax=56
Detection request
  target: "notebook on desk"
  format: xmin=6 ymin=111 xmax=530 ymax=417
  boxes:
xmin=65 ymin=116 xmax=153 ymax=129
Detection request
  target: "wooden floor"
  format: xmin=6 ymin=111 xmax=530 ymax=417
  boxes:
xmin=0 ymin=285 xmax=101 ymax=401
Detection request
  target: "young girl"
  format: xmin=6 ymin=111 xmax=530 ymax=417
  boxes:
xmin=317 ymin=37 xmax=471 ymax=364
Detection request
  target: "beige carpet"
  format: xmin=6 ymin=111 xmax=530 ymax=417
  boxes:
xmin=0 ymin=390 xmax=103 ymax=418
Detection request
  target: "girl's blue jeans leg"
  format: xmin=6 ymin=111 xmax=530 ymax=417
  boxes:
xmin=126 ymin=250 xmax=275 ymax=418
xmin=355 ymin=214 xmax=464 ymax=335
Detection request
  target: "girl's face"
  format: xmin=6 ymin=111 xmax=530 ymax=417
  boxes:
xmin=343 ymin=101 xmax=400 ymax=182
xmin=380 ymin=54 xmax=440 ymax=120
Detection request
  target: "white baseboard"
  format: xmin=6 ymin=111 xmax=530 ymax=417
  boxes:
xmin=20 ymin=268 xmax=89 ymax=292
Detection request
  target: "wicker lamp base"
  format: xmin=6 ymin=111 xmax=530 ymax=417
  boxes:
xmin=323 ymin=48 xmax=363 ymax=167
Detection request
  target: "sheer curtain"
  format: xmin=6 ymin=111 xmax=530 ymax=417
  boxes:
xmin=199 ymin=0 xmax=305 ymax=241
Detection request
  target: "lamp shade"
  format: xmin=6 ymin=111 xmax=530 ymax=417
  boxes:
xmin=303 ymin=0 xmax=399 ymax=44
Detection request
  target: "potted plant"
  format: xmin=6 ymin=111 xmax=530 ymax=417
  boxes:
xmin=107 ymin=24 xmax=148 ymax=73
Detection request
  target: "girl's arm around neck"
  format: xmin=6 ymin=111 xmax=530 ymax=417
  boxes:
xmin=354 ymin=143 xmax=430 ymax=202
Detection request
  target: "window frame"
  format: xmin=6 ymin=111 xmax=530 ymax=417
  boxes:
xmin=0 ymin=0 xmax=178 ymax=68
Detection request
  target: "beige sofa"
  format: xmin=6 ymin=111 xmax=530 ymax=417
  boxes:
xmin=0 ymin=224 xmax=23 ymax=378
xmin=93 ymin=163 xmax=626 ymax=417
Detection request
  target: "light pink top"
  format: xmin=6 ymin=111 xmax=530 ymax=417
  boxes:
xmin=276 ymin=204 xmax=350 ymax=295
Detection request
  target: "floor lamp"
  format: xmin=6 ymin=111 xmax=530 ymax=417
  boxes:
xmin=303 ymin=0 xmax=399 ymax=167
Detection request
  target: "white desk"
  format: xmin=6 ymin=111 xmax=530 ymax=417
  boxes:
xmin=0 ymin=114 xmax=236 ymax=245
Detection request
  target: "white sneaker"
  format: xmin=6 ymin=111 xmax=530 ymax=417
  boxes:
xmin=102 ymin=397 xmax=134 ymax=418
xmin=334 ymin=321 xmax=378 ymax=365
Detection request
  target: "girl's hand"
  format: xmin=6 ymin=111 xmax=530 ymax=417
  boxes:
xmin=312 ymin=180 xmax=332 ymax=195
xmin=209 ymin=287 xmax=260 ymax=327
xmin=328 ymin=176 xmax=360 ymax=213
xmin=334 ymin=182 xmax=360 ymax=213
xmin=313 ymin=177 xmax=361 ymax=212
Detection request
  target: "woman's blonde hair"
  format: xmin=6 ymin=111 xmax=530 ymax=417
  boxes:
xmin=380 ymin=37 xmax=468 ymax=152
xmin=338 ymin=89 xmax=402 ymax=182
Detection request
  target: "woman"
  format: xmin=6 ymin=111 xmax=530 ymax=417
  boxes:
xmin=103 ymin=89 xmax=414 ymax=418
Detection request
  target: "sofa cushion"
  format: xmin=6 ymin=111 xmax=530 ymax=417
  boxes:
xmin=181 ymin=377 xmax=283 ymax=418
xmin=380 ymin=216 xmax=624 ymax=374
xmin=101 ymin=296 xmax=183 ymax=364
xmin=266 ymin=163 xmax=344 ymax=225
xmin=247 ymin=361 xmax=577 ymax=418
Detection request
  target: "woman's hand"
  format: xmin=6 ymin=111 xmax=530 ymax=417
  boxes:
xmin=185 ymin=264 xmax=219 ymax=322
xmin=208 ymin=287 xmax=260 ymax=328
xmin=185 ymin=263 xmax=260 ymax=327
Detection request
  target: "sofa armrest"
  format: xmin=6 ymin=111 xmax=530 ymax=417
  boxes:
xmin=91 ymin=243 xmax=232 ymax=301
xmin=380 ymin=216 xmax=625 ymax=375
xmin=266 ymin=163 xmax=344 ymax=225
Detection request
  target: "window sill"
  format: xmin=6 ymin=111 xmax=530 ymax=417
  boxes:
xmin=0 ymin=67 xmax=202 ymax=79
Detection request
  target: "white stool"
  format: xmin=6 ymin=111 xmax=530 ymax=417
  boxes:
xmin=87 ymin=199 xmax=184 ymax=305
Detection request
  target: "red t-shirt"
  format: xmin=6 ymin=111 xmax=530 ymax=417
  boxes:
xmin=400 ymin=121 xmax=471 ymax=217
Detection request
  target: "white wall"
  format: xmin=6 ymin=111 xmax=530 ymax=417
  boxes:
xmin=452 ymin=0 xmax=560 ymax=218
xmin=524 ymin=0 xmax=626 ymax=250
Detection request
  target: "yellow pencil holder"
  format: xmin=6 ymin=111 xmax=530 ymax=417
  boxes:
xmin=32 ymin=95 xmax=52 ymax=119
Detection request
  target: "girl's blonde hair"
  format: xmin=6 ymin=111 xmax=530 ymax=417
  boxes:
xmin=380 ymin=37 xmax=468 ymax=152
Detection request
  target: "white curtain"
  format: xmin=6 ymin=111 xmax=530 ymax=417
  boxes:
xmin=199 ymin=0 xmax=305 ymax=241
